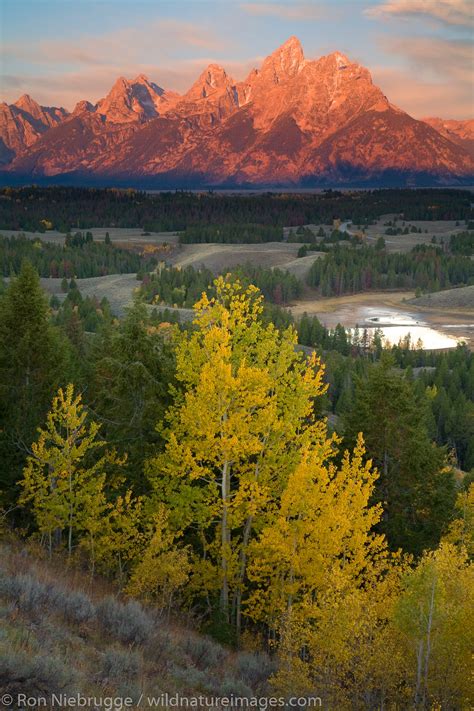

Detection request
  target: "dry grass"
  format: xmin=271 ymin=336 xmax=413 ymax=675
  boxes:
xmin=289 ymin=290 xmax=417 ymax=318
xmin=1 ymin=228 xmax=179 ymax=246
xmin=408 ymin=285 xmax=474 ymax=310
xmin=168 ymin=242 xmax=303 ymax=273
xmin=0 ymin=537 xmax=273 ymax=702
xmin=41 ymin=274 xmax=140 ymax=316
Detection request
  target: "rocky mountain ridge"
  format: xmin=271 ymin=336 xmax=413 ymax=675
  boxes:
xmin=1 ymin=37 xmax=472 ymax=186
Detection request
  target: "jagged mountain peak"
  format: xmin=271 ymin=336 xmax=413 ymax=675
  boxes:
xmin=2 ymin=38 xmax=473 ymax=185
xmin=133 ymin=73 xmax=150 ymax=84
xmin=72 ymin=100 xmax=96 ymax=116
xmin=187 ymin=64 xmax=233 ymax=98
xmin=132 ymin=74 xmax=165 ymax=95
xmin=96 ymin=73 xmax=170 ymax=123
xmin=14 ymin=93 xmax=39 ymax=109
xmin=258 ymin=36 xmax=306 ymax=83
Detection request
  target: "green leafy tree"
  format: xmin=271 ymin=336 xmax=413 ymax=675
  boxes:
xmin=19 ymin=384 xmax=120 ymax=559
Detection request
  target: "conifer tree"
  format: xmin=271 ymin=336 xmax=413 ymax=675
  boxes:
xmin=344 ymin=354 xmax=456 ymax=553
xmin=90 ymin=300 xmax=176 ymax=489
xmin=0 ymin=261 xmax=69 ymax=502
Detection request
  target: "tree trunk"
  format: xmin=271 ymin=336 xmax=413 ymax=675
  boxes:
xmin=415 ymin=638 xmax=424 ymax=707
xmin=220 ymin=459 xmax=230 ymax=621
xmin=235 ymin=513 xmax=253 ymax=639
xmin=422 ymin=576 xmax=437 ymax=708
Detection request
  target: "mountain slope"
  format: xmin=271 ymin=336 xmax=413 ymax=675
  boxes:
xmin=0 ymin=95 xmax=68 ymax=164
xmin=3 ymin=38 xmax=474 ymax=186
xmin=422 ymin=117 xmax=474 ymax=157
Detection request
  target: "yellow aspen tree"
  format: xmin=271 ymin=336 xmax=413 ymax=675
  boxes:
xmin=247 ymin=435 xmax=401 ymax=705
xmin=126 ymin=505 xmax=190 ymax=613
xmin=393 ymin=542 xmax=473 ymax=709
xmin=89 ymin=490 xmax=145 ymax=582
xmin=444 ymin=482 xmax=474 ymax=556
xmin=19 ymin=384 xmax=119 ymax=558
xmin=146 ymin=277 xmax=327 ymax=632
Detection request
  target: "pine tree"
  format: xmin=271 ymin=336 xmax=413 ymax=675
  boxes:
xmin=0 ymin=261 xmax=69 ymax=503
xmin=90 ymin=300 xmax=176 ymax=489
xmin=344 ymin=354 xmax=456 ymax=553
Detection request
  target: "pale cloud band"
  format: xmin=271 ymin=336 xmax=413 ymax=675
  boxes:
xmin=365 ymin=0 xmax=473 ymax=28
xmin=240 ymin=2 xmax=328 ymax=20
xmin=0 ymin=1 xmax=472 ymax=119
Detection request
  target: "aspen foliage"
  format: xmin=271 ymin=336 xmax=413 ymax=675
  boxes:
xmin=444 ymin=482 xmax=474 ymax=556
xmin=90 ymin=490 xmax=145 ymax=580
xmin=12 ymin=276 xmax=472 ymax=707
xmin=146 ymin=276 xmax=329 ymax=629
xmin=126 ymin=504 xmax=190 ymax=611
xmin=247 ymin=436 xmax=408 ymax=707
xmin=394 ymin=542 xmax=473 ymax=709
xmin=19 ymin=384 xmax=123 ymax=560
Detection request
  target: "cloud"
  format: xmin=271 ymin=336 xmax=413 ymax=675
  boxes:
xmin=240 ymin=2 xmax=328 ymax=20
xmin=365 ymin=0 xmax=473 ymax=28
xmin=371 ymin=34 xmax=473 ymax=119
xmin=385 ymin=35 xmax=472 ymax=81
xmin=1 ymin=18 xmax=226 ymax=69
xmin=373 ymin=66 xmax=472 ymax=118
xmin=365 ymin=1 xmax=473 ymax=118
xmin=0 ymin=17 xmax=240 ymax=108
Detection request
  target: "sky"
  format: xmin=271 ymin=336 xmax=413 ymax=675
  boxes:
xmin=0 ymin=0 xmax=472 ymax=118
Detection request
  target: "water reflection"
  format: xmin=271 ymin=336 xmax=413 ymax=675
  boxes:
xmin=350 ymin=308 xmax=463 ymax=350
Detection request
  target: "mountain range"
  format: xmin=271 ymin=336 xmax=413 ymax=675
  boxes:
xmin=1 ymin=37 xmax=473 ymax=188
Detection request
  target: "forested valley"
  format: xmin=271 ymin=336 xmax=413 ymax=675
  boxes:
xmin=0 ymin=187 xmax=472 ymax=710
xmin=1 ymin=186 xmax=472 ymax=233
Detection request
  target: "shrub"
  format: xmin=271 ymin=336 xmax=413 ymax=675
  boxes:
xmin=218 ymin=677 xmax=253 ymax=698
xmin=183 ymin=635 xmax=226 ymax=671
xmin=0 ymin=572 xmax=52 ymax=613
xmin=171 ymin=666 xmax=214 ymax=692
xmin=0 ymin=649 xmax=75 ymax=696
xmin=97 ymin=597 xmax=151 ymax=646
xmin=99 ymin=648 xmax=140 ymax=682
xmin=235 ymin=651 xmax=276 ymax=691
xmin=54 ymin=589 xmax=96 ymax=624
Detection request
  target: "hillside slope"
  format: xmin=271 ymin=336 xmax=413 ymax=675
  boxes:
xmin=0 ymin=540 xmax=274 ymax=703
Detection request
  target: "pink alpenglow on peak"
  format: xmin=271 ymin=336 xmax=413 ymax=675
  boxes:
xmin=1 ymin=37 xmax=473 ymax=185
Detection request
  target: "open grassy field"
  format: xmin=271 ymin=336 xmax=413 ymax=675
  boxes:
xmin=3 ymin=217 xmax=464 ymax=255
xmin=409 ymin=285 xmax=474 ymax=310
xmin=167 ymin=242 xmax=322 ymax=274
xmin=41 ymin=274 xmax=140 ymax=316
xmin=19 ymin=219 xmax=470 ymax=345
xmin=0 ymin=227 xmax=179 ymax=246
